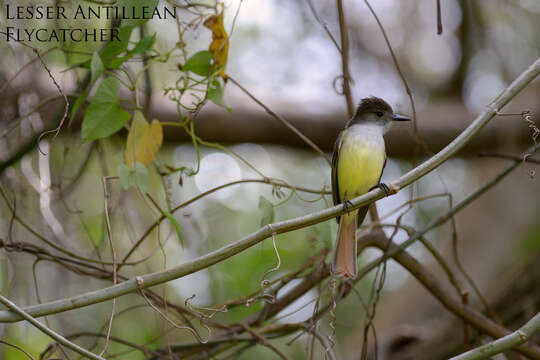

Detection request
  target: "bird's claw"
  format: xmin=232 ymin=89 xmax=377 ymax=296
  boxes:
xmin=370 ymin=183 xmax=391 ymax=196
xmin=342 ymin=197 xmax=354 ymax=215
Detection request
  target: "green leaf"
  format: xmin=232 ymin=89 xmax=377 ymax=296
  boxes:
xmin=70 ymin=91 xmax=88 ymax=123
xmin=93 ymin=77 xmax=118 ymax=103
xmin=162 ymin=209 xmax=184 ymax=247
xmin=101 ymin=26 xmax=134 ymax=62
xmin=118 ymin=0 xmax=158 ymax=27
xmin=102 ymin=32 xmax=155 ymax=69
xmin=90 ymin=51 xmax=104 ymax=87
xmin=106 ymin=54 xmax=132 ymax=69
xmin=208 ymin=80 xmax=231 ymax=113
xmin=183 ymin=51 xmax=213 ymax=76
xmin=133 ymin=162 xmax=150 ymax=193
xmin=81 ymin=77 xmax=131 ymax=142
xmin=258 ymin=196 xmax=275 ymax=227
xmin=117 ymin=162 xmax=150 ymax=193
xmin=68 ymin=57 xmax=92 ymax=70
xmin=118 ymin=162 xmax=132 ymax=189
xmin=132 ymin=34 xmax=156 ymax=55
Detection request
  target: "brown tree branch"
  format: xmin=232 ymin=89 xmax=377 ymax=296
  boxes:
xmin=336 ymin=0 xmax=354 ymax=117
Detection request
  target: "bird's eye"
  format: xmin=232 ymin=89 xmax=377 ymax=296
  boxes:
xmin=375 ymin=111 xmax=384 ymax=118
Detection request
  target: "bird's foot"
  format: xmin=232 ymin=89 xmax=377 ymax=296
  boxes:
xmin=342 ymin=196 xmax=354 ymax=215
xmin=370 ymin=182 xmax=392 ymax=196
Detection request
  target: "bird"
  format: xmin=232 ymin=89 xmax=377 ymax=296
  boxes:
xmin=332 ymin=97 xmax=410 ymax=278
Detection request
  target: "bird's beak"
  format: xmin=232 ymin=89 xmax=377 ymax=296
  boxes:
xmin=392 ymin=114 xmax=410 ymax=121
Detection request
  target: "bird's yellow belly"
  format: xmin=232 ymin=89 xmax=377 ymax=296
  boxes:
xmin=337 ymin=138 xmax=385 ymax=202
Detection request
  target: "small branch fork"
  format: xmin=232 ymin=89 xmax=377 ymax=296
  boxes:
xmin=0 ymin=31 xmax=69 ymax=153
xmin=99 ymin=176 xmax=118 ymax=357
xmin=449 ymin=312 xmax=540 ymax=360
xmin=0 ymin=295 xmax=105 ymax=360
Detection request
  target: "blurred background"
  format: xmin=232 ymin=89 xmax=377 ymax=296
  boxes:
xmin=0 ymin=0 xmax=539 ymax=359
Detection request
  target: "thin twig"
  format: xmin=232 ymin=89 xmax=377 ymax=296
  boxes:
xmin=136 ymin=277 xmax=208 ymax=344
xmin=303 ymin=326 xmax=337 ymax=360
xmin=0 ymin=295 xmax=105 ymax=360
xmin=449 ymin=312 xmax=540 ymax=360
xmin=229 ymin=0 xmax=244 ymax=37
xmin=307 ymin=0 xmax=341 ymax=51
xmin=363 ymin=0 xmax=420 ymax=152
xmin=493 ymin=110 xmax=539 ymax=177
xmin=219 ymin=249 xmax=327 ymax=309
xmin=140 ymin=24 xmax=154 ymax=116
xmin=327 ymin=277 xmax=338 ymax=357
xmin=228 ymin=76 xmax=330 ymax=165
xmin=66 ymin=332 xmax=162 ymax=358
xmin=336 ymin=0 xmax=354 ymax=116
xmin=359 ymin=237 xmax=540 ymax=359
xmin=351 ymin=287 xmax=379 ymax=359
xmin=437 ymin=0 xmax=443 ymax=34
xmin=99 ymin=176 xmax=118 ymax=357
xmin=239 ymin=323 xmax=291 ymax=360
xmin=449 ymin=191 xmax=503 ymax=326
xmin=0 ymin=32 xmax=69 ymax=150
xmin=119 ymin=178 xmax=330 ymax=269
xmin=32 ymin=260 xmax=72 ymax=360
xmin=357 ymin=142 xmax=540 ymax=288
xmin=337 ymin=0 xmax=384 ymax=223
xmin=0 ymin=185 xmax=127 ymax=266
xmin=478 ymin=152 xmax=540 ymax=165
xmin=260 ymin=232 xmax=282 ymax=288
xmin=0 ymin=47 xmax=56 ymax=95
xmin=0 ymin=340 xmax=36 ymax=360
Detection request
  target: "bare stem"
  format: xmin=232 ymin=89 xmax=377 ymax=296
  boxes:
xmin=0 ymin=295 xmax=105 ymax=360
xmin=228 ymin=76 xmax=330 ymax=165
xmin=449 ymin=312 xmax=540 ymax=360
xmin=336 ymin=0 xmax=354 ymax=116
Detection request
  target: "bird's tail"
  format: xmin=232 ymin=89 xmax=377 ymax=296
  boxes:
xmin=332 ymin=206 xmax=369 ymax=278
xmin=332 ymin=211 xmax=358 ymax=278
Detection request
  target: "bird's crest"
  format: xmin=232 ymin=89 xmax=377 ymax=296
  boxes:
xmin=354 ymin=97 xmax=393 ymax=118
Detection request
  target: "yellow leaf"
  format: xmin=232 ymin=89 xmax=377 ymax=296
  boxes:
xmin=125 ymin=111 xmax=163 ymax=168
xmin=204 ymin=11 xmax=229 ymax=80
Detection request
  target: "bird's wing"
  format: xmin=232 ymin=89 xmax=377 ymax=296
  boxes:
xmin=355 ymin=152 xmax=387 ymax=227
xmin=331 ymin=129 xmax=345 ymax=222
xmin=378 ymin=152 xmax=387 ymax=184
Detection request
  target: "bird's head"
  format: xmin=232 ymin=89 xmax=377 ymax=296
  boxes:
xmin=348 ymin=97 xmax=410 ymax=133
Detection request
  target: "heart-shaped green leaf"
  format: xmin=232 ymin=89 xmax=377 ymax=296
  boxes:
xmin=208 ymin=80 xmax=231 ymax=113
xmin=81 ymin=77 xmax=130 ymax=142
xmin=183 ymin=51 xmax=213 ymax=76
